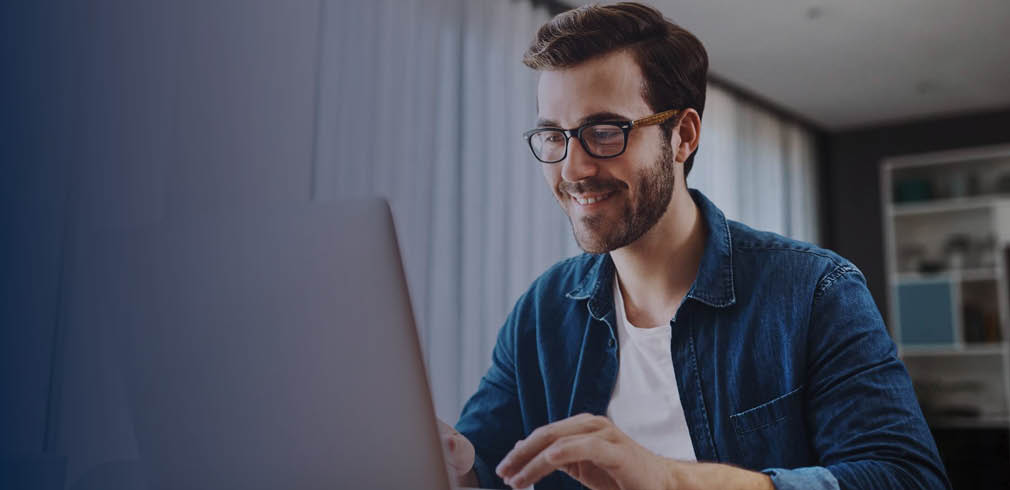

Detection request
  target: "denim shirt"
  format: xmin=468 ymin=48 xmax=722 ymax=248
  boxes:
xmin=455 ymin=189 xmax=949 ymax=490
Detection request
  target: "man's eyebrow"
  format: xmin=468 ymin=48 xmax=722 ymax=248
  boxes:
xmin=580 ymin=111 xmax=630 ymax=124
xmin=535 ymin=111 xmax=631 ymax=128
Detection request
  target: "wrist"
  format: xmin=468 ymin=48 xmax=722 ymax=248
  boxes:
xmin=665 ymin=459 xmax=691 ymax=490
xmin=665 ymin=460 xmax=774 ymax=490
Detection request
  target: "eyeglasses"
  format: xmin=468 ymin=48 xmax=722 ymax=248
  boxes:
xmin=522 ymin=109 xmax=680 ymax=164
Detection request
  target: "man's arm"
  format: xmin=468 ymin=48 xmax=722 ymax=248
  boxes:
xmin=763 ymin=264 xmax=949 ymax=489
xmin=493 ymin=264 xmax=949 ymax=490
xmin=454 ymin=300 xmax=528 ymax=489
xmin=494 ymin=412 xmax=774 ymax=490
xmin=670 ymin=461 xmax=773 ymax=490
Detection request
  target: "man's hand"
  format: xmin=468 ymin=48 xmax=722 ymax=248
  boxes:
xmin=437 ymin=418 xmax=479 ymax=487
xmin=494 ymin=413 xmax=774 ymax=490
xmin=494 ymin=413 xmax=676 ymax=490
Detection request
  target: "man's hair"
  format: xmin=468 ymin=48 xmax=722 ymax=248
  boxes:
xmin=523 ymin=2 xmax=708 ymax=177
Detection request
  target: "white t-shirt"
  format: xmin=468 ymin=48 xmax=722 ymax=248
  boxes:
xmin=606 ymin=278 xmax=697 ymax=461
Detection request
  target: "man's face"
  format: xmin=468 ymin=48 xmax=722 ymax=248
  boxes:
xmin=536 ymin=49 xmax=679 ymax=254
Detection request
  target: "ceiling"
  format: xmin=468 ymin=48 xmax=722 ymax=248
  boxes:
xmin=575 ymin=0 xmax=1010 ymax=130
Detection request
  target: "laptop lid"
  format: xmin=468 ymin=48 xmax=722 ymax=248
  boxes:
xmin=76 ymin=199 xmax=452 ymax=489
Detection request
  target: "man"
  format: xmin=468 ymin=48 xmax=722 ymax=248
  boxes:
xmin=438 ymin=3 xmax=949 ymax=489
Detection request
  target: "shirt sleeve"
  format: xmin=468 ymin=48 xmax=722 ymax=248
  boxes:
xmin=454 ymin=300 xmax=527 ymax=489
xmin=775 ymin=264 xmax=950 ymax=489
xmin=762 ymin=466 xmax=839 ymax=489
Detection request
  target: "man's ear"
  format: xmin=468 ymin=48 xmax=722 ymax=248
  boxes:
xmin=672 ymin=108 xmax=701 ymax=164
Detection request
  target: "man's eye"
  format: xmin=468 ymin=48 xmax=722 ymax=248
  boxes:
xmin=544 ymin=134 xmax=564 ymax=143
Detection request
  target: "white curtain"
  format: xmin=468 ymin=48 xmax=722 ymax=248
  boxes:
xmin=315 ymin=0 xmax=822 ymax=420
xmin=692 ymin=85 xmax=821 ymax=243
xmin=314 ymin=0 xmax=573 ymax=419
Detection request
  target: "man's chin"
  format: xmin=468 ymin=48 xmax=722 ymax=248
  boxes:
xmin=572 ymin=226 xmax=619 ymax=254
xmin=575 ymin=241 xmax=609 ymax=255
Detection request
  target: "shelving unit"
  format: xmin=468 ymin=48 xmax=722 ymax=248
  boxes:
xmin=881 ymin=144 xmax=1010 ymax=430
xmin=890 ymin=195 xmax=1003 ymax=217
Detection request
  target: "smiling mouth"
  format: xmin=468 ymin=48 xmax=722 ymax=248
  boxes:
xmin=570 ymin=191 xmax=616 ymax=206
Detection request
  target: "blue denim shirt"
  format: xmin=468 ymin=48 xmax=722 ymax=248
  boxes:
xmin=455 ymin=189 xmax=949 ymax=490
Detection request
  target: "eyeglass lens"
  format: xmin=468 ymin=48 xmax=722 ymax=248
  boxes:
xmin=529 ymin=124 xmax=626 ymax=162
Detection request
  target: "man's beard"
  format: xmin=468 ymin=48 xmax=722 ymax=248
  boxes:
xmin=562 ymin=140 xmax=676 ymax=254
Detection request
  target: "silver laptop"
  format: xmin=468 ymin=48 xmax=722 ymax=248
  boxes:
xmin=81 ymin=198 xmax=471 ymax=489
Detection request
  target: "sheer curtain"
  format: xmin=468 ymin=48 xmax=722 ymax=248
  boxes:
xmin=691 ymin=85 xmax=821 ymax=244
xmin=315 ymin=0 xmax=821 ymax=420
xmin=314 ymin=0 xmax=571 ymax=419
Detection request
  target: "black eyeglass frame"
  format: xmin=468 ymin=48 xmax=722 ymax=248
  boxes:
xmin=522 ymin=109 xmax=681 ymax=164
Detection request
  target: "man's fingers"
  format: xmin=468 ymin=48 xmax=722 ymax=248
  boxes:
xmin=496 ymin=413 xmax=609 ymax=479
xmin=441 ymin=434 xmax=468 ymax=471
xmin=437 ymin=419 xmax=472 ymax=468
xmin=504 ymin=432 xmax=611 ymax=489
xmin=437 ymin=418 xmax=459 ymax=435
xmin=542 ymin=433 xmax=621 ymax=470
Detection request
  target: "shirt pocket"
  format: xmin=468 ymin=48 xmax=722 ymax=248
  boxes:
xmin=730 ymin=385 xmax=804 ymax=435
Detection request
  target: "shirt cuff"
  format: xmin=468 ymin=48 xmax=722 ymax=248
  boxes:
xmin=762 ymin=466 xmax=839 ymax=490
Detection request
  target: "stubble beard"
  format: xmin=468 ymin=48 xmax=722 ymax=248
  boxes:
xmin=567 ymin=140 xmax=676 ymax=254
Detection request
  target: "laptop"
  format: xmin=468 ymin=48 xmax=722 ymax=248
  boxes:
xmin=76 ymin=198 xmax=484 ymax=489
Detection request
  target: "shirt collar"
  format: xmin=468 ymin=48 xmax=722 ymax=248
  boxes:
xmin=564 ymin=188 xmax=736 ymax=312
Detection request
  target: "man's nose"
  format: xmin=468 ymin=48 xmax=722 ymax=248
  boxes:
xmin=560 ymin=137 xmax=600 ymax=183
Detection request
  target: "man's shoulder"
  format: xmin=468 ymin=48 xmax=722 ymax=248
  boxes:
xmin=727 ymin=220 xmax=862 ymax=282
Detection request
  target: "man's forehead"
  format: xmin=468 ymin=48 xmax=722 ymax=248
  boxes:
xmin=534 ymin=50 xmax=650 ymax=125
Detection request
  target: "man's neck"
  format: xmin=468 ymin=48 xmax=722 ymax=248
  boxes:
xmin=610 ymin=187 xmax=705 ymax=328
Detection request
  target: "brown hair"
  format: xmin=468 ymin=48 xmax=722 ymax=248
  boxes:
xmin=523 ymin=2 xmax=708 ymax=176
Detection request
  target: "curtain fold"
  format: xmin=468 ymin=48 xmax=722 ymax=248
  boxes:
xmin=693 ymin=84 xmax=821 ymax=243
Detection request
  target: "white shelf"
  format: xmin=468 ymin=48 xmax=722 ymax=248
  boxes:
xmin=961 ymin=267 xmax=1001 ymax=281
xmin=889 ymin=195 xmax=1008 ymax=217
xmin=891 ymin=267 xmax=999 ymax=284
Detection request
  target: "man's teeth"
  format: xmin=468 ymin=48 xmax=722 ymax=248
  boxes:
xmin=573 ymin=192 xmax=613 ymax=205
